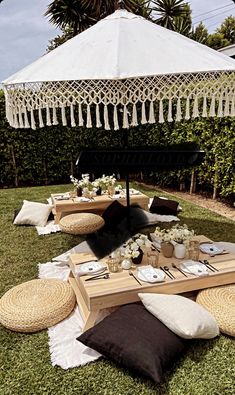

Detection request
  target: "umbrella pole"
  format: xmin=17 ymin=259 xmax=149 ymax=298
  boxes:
xmin=122 ymin=130 xmax=131 ymax=228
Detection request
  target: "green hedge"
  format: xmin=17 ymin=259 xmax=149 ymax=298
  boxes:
xmin=0 ymin=91 xmax=234 ymax=201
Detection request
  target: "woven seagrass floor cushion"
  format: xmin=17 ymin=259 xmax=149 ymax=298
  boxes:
xmin=196 ymin=284 xmax=235 ymax=337
xmin=59 ymin=213 xmax=104 ymax=235
xmin=0 ymin=279 xmax=76 ymax=333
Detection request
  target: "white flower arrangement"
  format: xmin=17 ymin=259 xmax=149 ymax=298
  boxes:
xmin=92 ymin=174 xmax=116 ymax=191
xmin=121 ymin=233 xmax=152 ymax=259
xmin=70 ymin=174 xmax=91 ymax=190
xmin=115 ymin=184 xmax=124 ymax=193
xmin=154 ymin=224 xmax=194 ymax=244
xmin=71 ymin=174 xmax=117 ymax=193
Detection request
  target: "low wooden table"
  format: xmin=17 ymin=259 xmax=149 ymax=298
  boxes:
xmin=68 ymin=236 xmax=235 ymax=332
xmin=51 ymin=192 xmax=150 ymax=224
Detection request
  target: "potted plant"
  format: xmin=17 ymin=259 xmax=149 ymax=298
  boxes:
xmin=121 ymin=234 xmax=152 ymax=266
xmin=169 ymin=224 xmax=194 ymax=259
xmin=154 ymin=224 xmax=194 ymax=259
xmin=154 ymin=227 xmax=175 ymax=258
xmin=70 ymin=174 xmax=92 ymax=197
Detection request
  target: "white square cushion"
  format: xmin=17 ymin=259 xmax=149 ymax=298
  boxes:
xmin=13 ymin=200 xmax=52 ymax=227
xmin=138 ymin=293 xmax=219 ymax=339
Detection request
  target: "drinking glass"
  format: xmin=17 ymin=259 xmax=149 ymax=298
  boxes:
xmin=148 ymin=251 xmax=159 ymax=268
xmin=187 ymin=240 xmax=200 ymax=261
xmin=107 ymin=256 xmax=120 ymax=273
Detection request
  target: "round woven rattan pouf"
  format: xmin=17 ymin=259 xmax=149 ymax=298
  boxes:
xmin=196 ymin=284 xmax=235 ymax=337
xmin=59 ymin=213 xmax=104 ymax=235
xmin=0 ymin=279 xmax=76 ymax=333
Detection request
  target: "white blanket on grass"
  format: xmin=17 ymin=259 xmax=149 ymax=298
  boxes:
xmin=36 ymin=221 xmax=61 ymax=235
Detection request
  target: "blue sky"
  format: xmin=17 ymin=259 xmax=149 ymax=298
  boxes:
xmin=0 ymin=0 xmax=234 ymax=82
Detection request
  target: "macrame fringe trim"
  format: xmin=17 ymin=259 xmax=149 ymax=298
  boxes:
xmin=4 ymin=74 xmax=235 ymax=131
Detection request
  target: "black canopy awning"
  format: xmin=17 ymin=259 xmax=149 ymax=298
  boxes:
xmin=76 ymin=143 xmax=204 ymax=173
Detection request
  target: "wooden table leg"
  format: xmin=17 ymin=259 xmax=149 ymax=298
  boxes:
xmin=54 ymin=211 xmax=62 ymax=224
xmin=68 ymin=274 xmax=100 ymax=332
xmin=82 ymin=310 xmax=100 ymax=332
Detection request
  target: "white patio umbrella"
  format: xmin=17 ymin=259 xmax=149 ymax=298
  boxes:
xmin=3 ymin=8 xmax=235 ymax=131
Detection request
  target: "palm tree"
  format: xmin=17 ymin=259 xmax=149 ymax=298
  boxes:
xmin=45 ymin=0 xmax=96 ymax=37
xmin=45 ymin=1 xmax=152 ymax=37
xmin=151 ymin=0 xmax=188 ymax=31
xmin=82 ymin=0 xmax=151 ymax=19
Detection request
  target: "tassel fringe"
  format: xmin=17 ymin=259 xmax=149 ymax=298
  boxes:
xmin=39 ymin=108 xmax=44 ymax=128
xmin=30 ymin=110 xmax=36 ymax=130
xmin=185 ymin=97 xmax=190 ymax=120
xmin=168 ymin=99 xmax=173 ymax=122
xmin=8 ymin=92 xmax=232 ymax=131
xmin=217 ymin=95 xmax=223 ymax=118
xmin=176 ymin=98 xmax=182 ymax=122
xmin=61 ymin=106 xmax=67 ymax=126
xmin=104 ymin=105 xmax=110 ymax=130
xmin=159 ymin=100 xmax=164 ymax=123
xmin=131 ymin=103 xmax=138 ymax=126
xmin=202 ymin=96 xmax=207 ymax=118
xmin=96 ymin=104 xmax=102 ymax=128
xmin=78 ymin=103 xmax=84 ymax=127
xmin=141 ymin=102 xmax=147 ymax=124
xmin=53 ymin=107 xmax=58 ymax=125
xmin=149 ymin=101 xmax=155 ymax=123
xmin=70 ymin=104 xmax=76 ymax=127
xmin=24 ymin=108 xmax=30 ymax=128
xmin=86 ymin=105 xmax=92 ymax=128
xmin=192 ymin=95 xmax=199 ymax=118
xmin=113 ymin=105 xmax=119 ymax=130
xmin=123 ymin=105 xmax=129 ymax=129
xmin=209 ymin=96 xmax=216 ymax=117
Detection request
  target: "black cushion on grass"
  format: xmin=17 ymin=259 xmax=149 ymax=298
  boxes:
xmin=150 ymin=197 xmax=179 ymax=216
xmin=77 ymin=303 xmax=188 ymax=383
xmin=102 ymin=200 xmax=127 ymax=229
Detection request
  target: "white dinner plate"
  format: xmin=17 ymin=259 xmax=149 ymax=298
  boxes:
xmin=200 ymin=243 xmax=224 ymax=256
xmin=137 ymin=265 xmax=165 ymax=283
xmin=76 ymin=261 xmax=105 ymax=276
xmin=180 ymin=260 xmax=209 ymax=276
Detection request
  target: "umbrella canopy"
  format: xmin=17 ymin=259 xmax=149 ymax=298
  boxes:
xmin=3 ymin=9 xmax=235 ymax=130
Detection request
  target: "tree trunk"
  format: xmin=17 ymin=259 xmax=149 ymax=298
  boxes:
xmin=43 ymin=158 xmax=48 ymax=185
xmin=70 ymin=156 xmax=74 ymax=176
xmin=179 ymin=181 xmax=185 ymax=191
xmin=190 ymin=170 xmax=196 ymax=194
xmin=10 ymin=145 xmax=18 ymax=187
xmin=213 ymin=168 xmax=218 ymax=200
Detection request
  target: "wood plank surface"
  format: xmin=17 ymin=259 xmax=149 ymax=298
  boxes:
xmin=51 ymin=192 xmax=149 ymax=223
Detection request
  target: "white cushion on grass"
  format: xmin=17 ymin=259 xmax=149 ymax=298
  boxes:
xmin=13 ymin=200 xmax=52 ymax=227
xmin=138 ymin=293 xmax=219 ymax=339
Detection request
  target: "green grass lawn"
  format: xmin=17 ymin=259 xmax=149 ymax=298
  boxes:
xmin=0 ymin=183 xmax=235 ymax=395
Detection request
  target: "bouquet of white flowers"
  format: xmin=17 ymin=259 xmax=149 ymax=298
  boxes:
xmin=70 ymin=174 xmax=92 ymax=190
xmin=169 ymin=224 xmax=194 ymax=244
xmin=154 ymin=224 xmax=194 ymax=244
xmin=121 ymin=234 xmax=152 ymax=259
xmin=92 ymin=174 xmax=116 ymax=191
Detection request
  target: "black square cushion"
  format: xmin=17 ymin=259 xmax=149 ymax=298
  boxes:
xmin=150 ymin=197 xmax=179 ymax=216
xmin=102 ymin=200 xmax=127 ymax=229
xmin=77 ymin=303 xmax=188 ymax=383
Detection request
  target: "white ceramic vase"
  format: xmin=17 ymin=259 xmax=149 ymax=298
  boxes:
xmin=121 ymin=259 xmax=132 ymax=270
xmin=174 ymin=243 xmax=186 ymax=259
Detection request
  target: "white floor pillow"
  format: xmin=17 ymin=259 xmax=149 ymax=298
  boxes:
xmin=138 ymin=293 xmax=219 ymax=339
xmin=13 ymin=200 xmax=52 ymax=227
